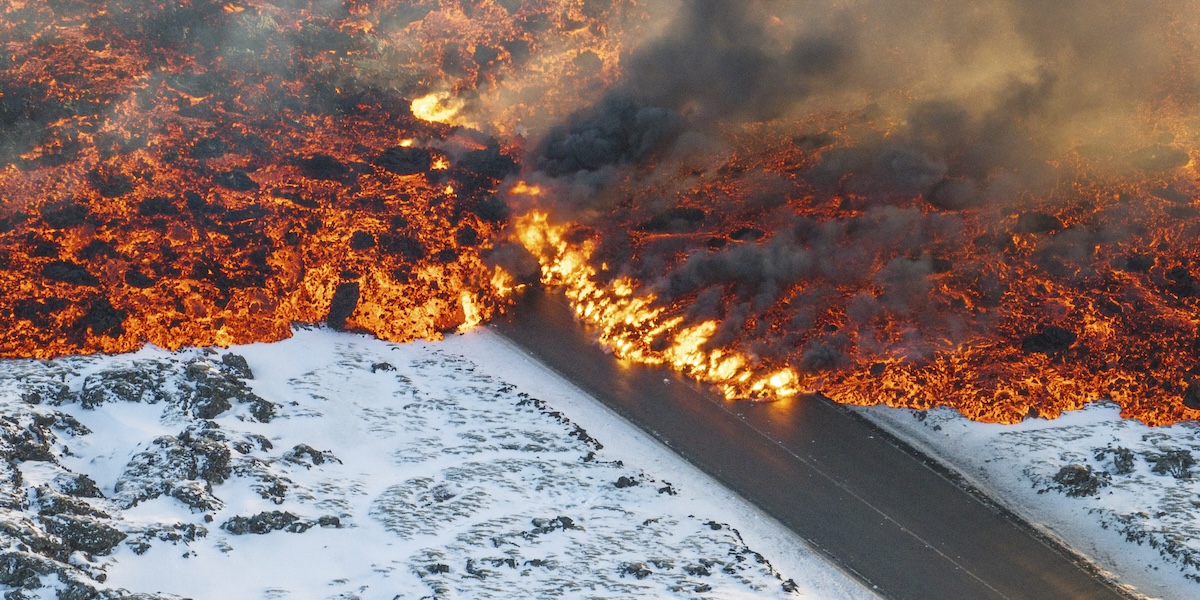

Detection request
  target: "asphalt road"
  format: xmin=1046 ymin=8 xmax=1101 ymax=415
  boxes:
xmin=495 ymin=290 xmax=1135 ymax=600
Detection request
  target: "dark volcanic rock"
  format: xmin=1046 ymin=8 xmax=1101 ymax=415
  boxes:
xmin=729 ymin=227 xmax=764 ymax=242
xmin=349 ymin=230 xmax=376 ymax=250
xmin=221 ymin=511 xmax=309 ymax=535
xmin=375 ymin=146 xmax=433 ymax=175
xmin=614 ymin=476 xmax=639 ymax=488
xmin=1151 ymin=185 xmax=1191 ymax=204
xmin=621 ymin=562 xmax=653 ymax=579
xmin=137 ymin=196 xmax=179 ymax=217
xmin=298 ymin=153 xmax=350 ymax=181
xmin=926 ymin=178 xmax=983 ymax=211
xmin=456 ymin=145 xmax=519 ymax=180
xmin=213 ymin=169 xmax=259 ymax=192
xmin=220 ymin=353 xmax=254 ymax=380
xmin=1114 ymin=253 xmax=1154 ymax=273
xmin=1184 ymin=382 xmax=1200 ymax=411
xmin=40 ymin=202 xmax=90 ymax=229
xmin=471 ymin=196 xmax=510 ymax=223
xmin=80 ymin=297 xmax=127 ymax=338
xmin=1165 ymin=266 xmax=1200 ymax=298
xmin=114 ymin=428 xmax=232 ymax=510
xmin=191 ymin=137 xmax=230 ymax=159
xmin=380 ymin=234 xmax=427 ymax=259
xmin=184 ymin=358 xmax=273 ymax=421
xmin=80 ymin=362 xmax=173 ymax=408
xmin=1147 ymin=449 xmax=1195 ymax=479
xmin=88 ymin=168 xmax=135 ymax=197
xmin=1014 ymin=211 xmax=1063 ymax=234
xmin=282 ymin=444 xmax=339 ymax=468
xmin=455 ymin=225 xmax=479 ymax=247
xmin=640 ymin=207 xmax=706 ymax=234
xmin=42 ymin=261 xmax=99 ymax=286
xmin=1020 ymin=325 xmax=1077 ymax=354
xmin=327 ymin=282 xmax=360 ymax=330
xmin=124 ymin=269 xmax=157 ymax=288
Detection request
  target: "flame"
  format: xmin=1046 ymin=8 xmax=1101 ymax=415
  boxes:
xmin=516 ymin=211 xmax=802 ymax=400
xmin=411 ymin=92 xmax=465 ymax=125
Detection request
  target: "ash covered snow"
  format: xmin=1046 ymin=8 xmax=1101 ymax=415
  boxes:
xmin=0 ymin=327 xmax=873 ymax=599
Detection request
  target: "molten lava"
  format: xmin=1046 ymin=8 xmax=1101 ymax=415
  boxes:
xmin=0 ymin=0 xmax=624 ymax=357
xmin=5 ymin=0 xmax=1200 ymax=427
xmin=511 ymin=122 xmax=1200 ymax=426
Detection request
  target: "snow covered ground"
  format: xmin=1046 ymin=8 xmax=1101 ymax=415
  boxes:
xmin=0 ymin=326 xmax=875 ymax=600
xmin=855 ymin=402 xmax=1200 ymax=600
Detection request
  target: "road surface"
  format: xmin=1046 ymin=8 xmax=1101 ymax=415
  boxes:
xmin=495 ymin=290 xmax=1135 ymax=600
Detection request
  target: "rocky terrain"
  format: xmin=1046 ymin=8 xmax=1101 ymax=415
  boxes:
xmin=0 ymin=328 xmax=870 ymax=599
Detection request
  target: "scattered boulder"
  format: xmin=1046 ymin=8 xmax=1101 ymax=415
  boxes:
xmin=620 ymin=562 xmax=652 ymax=579
xmin=1049 ymin=463 xmax=1109 ymax=497
xmin=282 ymin=444 xmax=339 ymax=468
xmin=1147 ymin=449 xmax=1195 ymax=479
xmin=1095 ymin=446 xmax=1136 ymax=475
xmin=529 ymin=516 xmax=580 ymax=536
xmin=614 ymin=476 xmax=639 ymax=488
xmin=221 ymin=511 xmax=310 ymax=535
xmin=41 ymin=514 xmax=127 ymax=555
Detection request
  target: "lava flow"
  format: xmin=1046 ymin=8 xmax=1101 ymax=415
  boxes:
xmin=0 ymin=0 xmax=627 ymax=356
xmin=6 ymin=0 xmax=1200 ymax=427
xmin=506 ymin=0 xmax=1200 ymax=427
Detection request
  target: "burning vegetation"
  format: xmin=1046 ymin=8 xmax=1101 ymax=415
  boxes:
xmin=4 ymin=0 xmax=1200 ymax=425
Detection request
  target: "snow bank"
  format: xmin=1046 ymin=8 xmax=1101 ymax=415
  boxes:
xmin=0 ymin=327 xmax=874 ymax=599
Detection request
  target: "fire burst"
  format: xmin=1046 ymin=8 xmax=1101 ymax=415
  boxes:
xmin=516 ymin=209 xmax=802 ymax=400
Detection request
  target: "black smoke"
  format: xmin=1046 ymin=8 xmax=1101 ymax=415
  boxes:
xmin=523 ymin=0 xmax=1200 ymax=379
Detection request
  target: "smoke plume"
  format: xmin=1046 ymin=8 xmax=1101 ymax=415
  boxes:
xmin=518 ymin=0 xmax=1200 ymax=421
